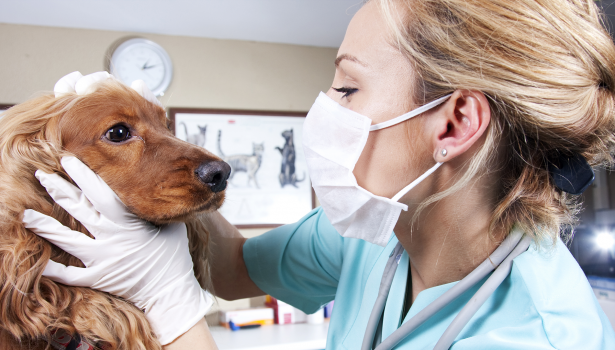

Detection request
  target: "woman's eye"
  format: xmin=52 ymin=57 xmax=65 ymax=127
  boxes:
xmin=105 ymin=125 xmax=131 ymax=142
xmin=333 ymin=87 xmax=359 ymax=98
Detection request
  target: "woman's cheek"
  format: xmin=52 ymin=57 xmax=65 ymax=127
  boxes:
xmin=353 ymin=129 xmax=397 ymax=197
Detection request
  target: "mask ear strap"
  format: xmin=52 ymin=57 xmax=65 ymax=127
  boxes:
xmin=392 ymin=162 xmax=443 ymax=202
xmin=369 ymin=94 xmax=452 ymax=131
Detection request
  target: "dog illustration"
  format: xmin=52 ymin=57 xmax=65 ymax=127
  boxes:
xmin=181 ymin=122 xmax=207 ymax=148
xmin=275 ymin=129 xmax=305 ymax=188
xmin=217 ymin=130 xmax=264 ymax=189
xmin=0 ymin=78 xmax=230 ymax=350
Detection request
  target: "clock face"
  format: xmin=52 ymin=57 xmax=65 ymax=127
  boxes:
xmin=109 ymin=39 xmax=173 ymax=96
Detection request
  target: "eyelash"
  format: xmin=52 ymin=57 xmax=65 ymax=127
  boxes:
xmin=333 ymin=87 xmax=359 ymax=98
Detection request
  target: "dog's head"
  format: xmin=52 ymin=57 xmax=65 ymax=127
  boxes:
xmin=0 ymin=77 xmax=229 ymax=225
xmin=57 ymin=79 xmax=229 ymax=223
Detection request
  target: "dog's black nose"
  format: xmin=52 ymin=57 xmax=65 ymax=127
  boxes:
xmin=196 ymin=161 xmax=231 ymax=193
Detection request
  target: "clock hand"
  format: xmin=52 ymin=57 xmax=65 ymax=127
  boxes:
xmin=141 ymin=60 xmax=150 ymax=70
xmin=143 ymin=64 xmax=159 ymax=70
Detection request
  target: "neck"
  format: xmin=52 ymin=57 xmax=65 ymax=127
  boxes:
xmin=394 ymin=166 xmax=504 ymax=303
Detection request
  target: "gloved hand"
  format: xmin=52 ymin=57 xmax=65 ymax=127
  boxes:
xmin=22 ymin=157 xmax=213 ymax=345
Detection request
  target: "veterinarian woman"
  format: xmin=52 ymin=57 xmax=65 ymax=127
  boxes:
xmin=24 ymin=0 xmax=615 ymax=348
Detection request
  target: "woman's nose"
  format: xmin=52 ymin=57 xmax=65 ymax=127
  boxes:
xmin=195 ymin=161 xmax=231 ymax=193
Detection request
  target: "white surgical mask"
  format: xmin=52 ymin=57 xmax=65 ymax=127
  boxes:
xmin=303 ymin=92 xmax=451 ymax=246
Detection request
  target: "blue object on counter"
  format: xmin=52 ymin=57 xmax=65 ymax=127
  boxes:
xmin=229 ymin=321 xmax=262 ymax=331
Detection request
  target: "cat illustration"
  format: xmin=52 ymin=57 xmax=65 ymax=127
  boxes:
xmin=275 ymin=129 xmax=305 ymax=188
xmin=181 ymin=122 xmax=207 ymax=148
xmin=217 ymin=130 xmax=264 ymax=189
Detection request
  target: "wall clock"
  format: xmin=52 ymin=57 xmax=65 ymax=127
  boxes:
xmin=108 ymin=38 xmax=173 ymax=96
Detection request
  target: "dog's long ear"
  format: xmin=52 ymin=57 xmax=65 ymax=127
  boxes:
xmin=185 ymin=214 xmax=213 ymax=293
xmin=0 ymin=95 xmax=77 ymax=213
xmin=0 ymin=94 xmax=80 ymax=345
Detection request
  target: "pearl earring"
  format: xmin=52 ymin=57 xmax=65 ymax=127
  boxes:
xmin=441 ymin=149 xmax=448 ymax=157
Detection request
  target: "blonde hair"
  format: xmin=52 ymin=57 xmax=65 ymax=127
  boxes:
xmin=377 ymin=0 xmax=615 ymax=243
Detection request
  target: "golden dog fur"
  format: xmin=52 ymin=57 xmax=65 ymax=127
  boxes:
xmin=0 ymin=79 xmax=224 ymax=349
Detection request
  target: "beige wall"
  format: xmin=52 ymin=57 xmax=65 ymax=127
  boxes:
xmin=0 ymin=23 xmax=337 ymax=110
xmin=0 ymin=23 xmax=334 ymax=319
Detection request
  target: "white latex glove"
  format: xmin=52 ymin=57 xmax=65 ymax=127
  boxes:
xmin=22 ymin=157 xmax=213 ymax=345
xmin=53 ymin=70 xmax=162 ymax=107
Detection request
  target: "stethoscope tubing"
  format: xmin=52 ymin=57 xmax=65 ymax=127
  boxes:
xmin=363 ymin=228 xmax=529 ymax=350
xmin=432 ymin=234 xmax=532 ymax=350
xmin=362 ymin=243 xmax=406 ymax=349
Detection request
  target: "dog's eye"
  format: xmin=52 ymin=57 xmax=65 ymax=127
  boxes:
xmin=105 ymin=125 xmax=131 ymax=142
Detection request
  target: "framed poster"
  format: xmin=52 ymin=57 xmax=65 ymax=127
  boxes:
xmin=169 ymin=108 xmax=314 ymax=228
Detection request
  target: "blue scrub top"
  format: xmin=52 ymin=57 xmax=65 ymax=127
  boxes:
xmin=243 ymin=207 xmax=615 ymax=349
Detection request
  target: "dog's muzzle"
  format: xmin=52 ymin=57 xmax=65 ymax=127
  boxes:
xmin=195 ymin=161 xmax=231 ymax=193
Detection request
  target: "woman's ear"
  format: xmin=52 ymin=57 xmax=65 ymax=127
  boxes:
xmin=430 ymin=90 xmax=491 ymax=162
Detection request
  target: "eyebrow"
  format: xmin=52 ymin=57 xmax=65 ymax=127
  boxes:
xmin=335 ymin=54 xmax=368 ymax=68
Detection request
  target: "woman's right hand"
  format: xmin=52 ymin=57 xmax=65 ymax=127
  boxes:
xmin=22 ymin=157 xmax=214 ymax=346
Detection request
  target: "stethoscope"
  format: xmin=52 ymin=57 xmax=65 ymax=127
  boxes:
xmin=361 ymin=227 xmax=532 ymax=350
